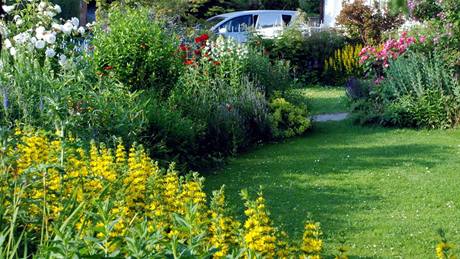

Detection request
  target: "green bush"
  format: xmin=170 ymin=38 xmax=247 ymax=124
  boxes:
xmin=0 ymin=51 xmax=148 ymax=143
xmin=352 ymin=51 xmax=460 ymax=129
xmin=268 ymin=97 xmax=311 ymax=139
xmin=254 ymin=29 xmax=347 ymax=85
xmin=92 ymin=8 xmax=182 ymax=95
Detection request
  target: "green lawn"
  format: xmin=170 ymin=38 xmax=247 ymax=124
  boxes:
xmin=289 ymin=86 xmax=349 ymax=115
xmin=204 ymin=88 xmax=460 ymax=258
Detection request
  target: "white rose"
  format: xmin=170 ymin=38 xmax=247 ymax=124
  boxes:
xmin=62 ymin=22 xmax=73 ymax=35
xmin=9 ymin=47 xmax=16 ymax=56
xmin=77 ymin=26 xmax=85 ymax=35
xmin=2 ymin=5 xmax=15 ymax=14
xmin=15 ymin=19 xmax=23 ymax=26
xmin=54 ymin=4 xmax=61 ymax=14
xmin=58 ymin=54 xmax=67 ymax=66
xmin=35 ymin=40 xmax=45 ymax=49
xmin=35 ymin=26 xmax=46 ymax=39
xmin=44 ymin=33 xmax=56 ymax=44
xmin=70 ymin=17 xmax=79 ymax=27
xmin=13 ymin=33 xmax=29 ymax=44
xmin=46 ymin=11 xmax=55 ymax=17
xmin=52 ymin=23 xmax=62 ymax=32
xmin=4 ymin=39 xmax=12 ymax=49
xmin=38 ymin=2 xmax=47 ymax=12
xmin=45 ymin=48 xmax=56 ymax=58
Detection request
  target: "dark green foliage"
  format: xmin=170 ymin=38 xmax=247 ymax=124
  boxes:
xmin=51 ymin=0 xmax=80 ymax=19
xmin=254 ymin=29 xmax=347 ymax=85
xmin=92 ymin=8 xmax=182 ymax=95
xmin=413 ymin=0 xmax=443 ymax=20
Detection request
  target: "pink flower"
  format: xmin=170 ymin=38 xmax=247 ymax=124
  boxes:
xmin=419 ymin=36 xmax=426 ymax=43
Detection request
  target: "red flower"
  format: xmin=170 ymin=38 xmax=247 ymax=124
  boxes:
xmin=179 ymin=43 xmax=188 ymax=52
xmin=195 ymin=34 xmax=209 ymax=44
xmin=213 ymin=61 xmax=221 ymax=66
xmin=184 ymin=59 xmax=194 ymax=65
xmin=103 ymin=65 xmax=113 ymax=71
xmin=194 ymin=49 xmax=201 ymax=56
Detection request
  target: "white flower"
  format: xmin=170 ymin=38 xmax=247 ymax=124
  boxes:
xmin=58 ymin=54 xmax=67 ymax=66
xmin=2 ymin=5 xmax=15 ymax=14
xmin=30 ymin=36 xmax=37 ymax=45
xmin=46 ymin=11 xmax=55 ymax=17
xmin=4 ymin=39 xmax=12 ymax=49
xmin=15 ymin=19 xmax=23 ymax=26
xmin=38 ymin=2 xmax=47 ymax=12
xmin=70 ymin=17 xmax=79 ymax=28
xmin=0 ymin=23 xmax=8 ymax=37
xmin=35 ymin=26 xmax=46 ymax=40
xmin=54 ymin=4 xmax=61 ymax=14
xmin=62 ymin=22 xmax=73 ymax=34
xmin=77 ymin=26 xmax=85 ymax=35
xmin=44 ymin=33 xmax=56 ymax=44
xmin=9 ymin=47 xmax=16 ymax=56
xmin=45 ymin=47 xmax=56 ymax=58
xmin=35 ymin=40 xmax=45 ymax=49
xmin=52 ymin=23 xmax=62 ymax=32
xmin=13 ymin=15 xmax=20 ymax=21
xmin=13 ymin=32 xmax=30 ymax=44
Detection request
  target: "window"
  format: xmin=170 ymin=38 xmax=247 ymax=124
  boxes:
xmin=206 ymin=17 xmax=226 ymax=28
xmin=282 ymin=15 xmax=292 ymax=26
xmin=256 ymin=14 xmax=282 ymax=29
xmin=219 ymin=15 xmax=253 ymax=32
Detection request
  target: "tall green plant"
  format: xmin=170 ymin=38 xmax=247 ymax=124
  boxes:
xmin=92 ymin=8 xmax=182 ymax=95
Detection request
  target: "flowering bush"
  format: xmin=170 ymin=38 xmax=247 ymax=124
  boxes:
xmin=0 ymin=127 xmax=323 ymax=258
xmin=358 ymin=32 xmax=425 ymax=82
xmin=1 ymin=0 xmax=88 ymax=67
xmin=352 ymin=51 xmax=460 ymax=128
xmin=323 ymin=44 xmax=364 ymax=85
xmin=170 ymin=36 xmax=271 ymax=159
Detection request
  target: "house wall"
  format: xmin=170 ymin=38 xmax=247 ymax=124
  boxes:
xmin=323 ymin=0 xmax=386 ymax=27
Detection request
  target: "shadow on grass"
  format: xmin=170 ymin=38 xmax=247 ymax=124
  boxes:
xmin=204 ymin=121 xmax=454 ymax=242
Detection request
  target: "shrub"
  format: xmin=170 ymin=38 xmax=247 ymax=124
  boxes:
xmin=258 ymin=29 xmax=347 ymax=84
xmin=352 ymin=51 xmax=460 ymax=129
xmin=336 ymin=0 xmax=403 ymax=45
xmin=323 ymin=44 xmax=364 ymax=85
xmin=170 ymin=39 xmax=271 ymax=157
xmin=0 ymin=50 xmax=148 ymax=143
xmin=0 ymin=128 xmax=322 ymax=258
xmin=268 ymin=97 xmax=311 ymax=139
xmin=92 ymin=8 xmax=182 ymax=95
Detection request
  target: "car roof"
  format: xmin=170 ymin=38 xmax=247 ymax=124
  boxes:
xmin=207 ymin=10 xmax=298 ymax=21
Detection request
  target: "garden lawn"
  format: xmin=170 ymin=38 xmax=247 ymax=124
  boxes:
xmin=290 ymin=86 xmax=349 ymax=115
xmin=204 ymin=87 xmax=460 ymax=258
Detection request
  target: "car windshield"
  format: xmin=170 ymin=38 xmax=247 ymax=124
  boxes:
xmin=206 ymin=17 xmax=226 ymax=28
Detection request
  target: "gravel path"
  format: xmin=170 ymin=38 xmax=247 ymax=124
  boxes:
xmin=311 ymin=112 xmax=349 ymax=122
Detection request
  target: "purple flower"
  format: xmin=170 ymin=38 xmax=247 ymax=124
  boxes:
xmin=2 ymin=88 xmax=8 ymax=110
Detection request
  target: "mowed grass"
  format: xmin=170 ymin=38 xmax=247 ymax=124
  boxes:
xmin=289 ymin=86 xmax=349 ymax=115
xmin=204 ymin=88 xmax=460 ymax=258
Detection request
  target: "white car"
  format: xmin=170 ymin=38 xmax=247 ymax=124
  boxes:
xmin=207 ymin=10 xmax=299 ymax=43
